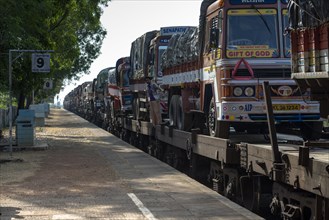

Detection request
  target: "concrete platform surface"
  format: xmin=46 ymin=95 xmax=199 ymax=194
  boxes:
xmin=0 ymin=108 xmax=263 ymax=220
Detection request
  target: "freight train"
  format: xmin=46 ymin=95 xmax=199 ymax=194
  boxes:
xmin=64 ymin=0 xmax=329 ymax=219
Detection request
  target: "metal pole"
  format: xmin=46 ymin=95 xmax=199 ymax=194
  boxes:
xmin=8 ymin=50 xmax=13 ymax=157
xmin=32 ymin=87 xmax=34 ymax=104
xmin=263 ymin=81 xmax=281 ymax=163
xmin=7 ymin=49 xmax=53 ymax=156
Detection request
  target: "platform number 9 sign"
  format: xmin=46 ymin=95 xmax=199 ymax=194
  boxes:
xmin=43 ymin=79 xmax=53 ymax=89
xmin=37 ymin=57 xmax=44 ymax=68
xmin=32 ymin=53 xmax=50 ymax=73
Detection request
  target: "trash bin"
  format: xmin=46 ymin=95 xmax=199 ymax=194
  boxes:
xmin=44 ymin=103 xmax=50 ymax=118
xmin=29 ymin=104 xmax=45 ymax=126
xmin=16 ymin=109 xmax=35 ymax=146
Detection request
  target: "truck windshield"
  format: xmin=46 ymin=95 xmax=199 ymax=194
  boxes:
xmin=282 ymin=9 xmax=291 ymax=58
xmin=108 ymin=69 xmax=117 ymax=85
xmin=122 ymin=69 xmax=129 ymax=87
xmin=226 ymin=9 xmax=279 ymax=58
xmin=158 ymin=46 xmax=167 ymax=77
xmin=97 ymin=70 xmax=108 ymax=90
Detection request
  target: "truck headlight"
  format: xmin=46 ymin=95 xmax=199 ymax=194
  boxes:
xmin=233 ymin=87 xmax=243 ymax=97
xmin=244 ymin=87 xmax=254 ymax=97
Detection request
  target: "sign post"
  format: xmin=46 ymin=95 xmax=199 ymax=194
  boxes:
xmin=32 ymin=53 xmax=51 ymax=73
xmin=8 ymin=49 xmax=53 ymax=156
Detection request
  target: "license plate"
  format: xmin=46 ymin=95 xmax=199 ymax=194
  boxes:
xmin=273 ymin=104 xmax=300 ymax=111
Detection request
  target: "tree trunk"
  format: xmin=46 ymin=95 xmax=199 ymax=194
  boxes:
xmin=17 ymin=92 xmax=26 ymax=110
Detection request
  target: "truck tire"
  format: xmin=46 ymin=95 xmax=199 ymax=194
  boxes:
xmin=110 ymin=100 xmax=115 ymax=120
xmin=169 ymin=95 xmax=179 ymax=127
xmin=176 ymin=96 xmax=185 ymax=130
xmin=132 ymin=97 xmax=140 ymax=120
xmin=207 ymin=99 xmax=229 ymax=138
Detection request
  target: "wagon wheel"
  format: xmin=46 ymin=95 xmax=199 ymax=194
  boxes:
xmin=240 ymin=175 xmax=273 ymax=213
xmin=164 ymin=147 xmax=175 ymax=167
xmin=154 ymin=139 xmax=165 ymax=161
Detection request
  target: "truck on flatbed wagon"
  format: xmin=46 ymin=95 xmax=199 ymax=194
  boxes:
xmin=161 ymin=0 xmax=322 ymax=140
xmin=91 ymin=67 xmax=115 ymax=128
xmin=129 ymin=26 xmax=195 ymax=123
xmin=78 ymin=81 xmax=93 ymax=120
xmin=288 ymin=0 xmax=329 ymax=136
xmin=104 ymin=57 xmax=131 ymax=135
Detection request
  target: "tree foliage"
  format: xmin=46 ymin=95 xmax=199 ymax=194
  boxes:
xmin=0 ymin=0 xmax=109 ymax=108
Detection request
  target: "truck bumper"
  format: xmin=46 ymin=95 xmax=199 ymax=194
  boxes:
xmin=218 ymin=101 xmax=320 ymax=122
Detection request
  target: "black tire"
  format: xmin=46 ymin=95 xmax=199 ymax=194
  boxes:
xmin=108 ymin=101 xmax=116 ymax=133
xmin=169 ymin=95 xmax=180 ymax=127
xmin=176 ymin=96 xmax=185 ymax=130
xmin=132 ymin=97 xmax=139 ymax=120
xmin=207 ymin=98 xmax=219 ymax=137
xmin=110 ymin=101 xmax=115 ymax=121
xmin=105 ymin=101 xmax=111 ymax=122
xmin=132 ymin=98 xmax=137 ymax=120
xmin=207 ymin=99 xmax=230 ymax=138
xmin=135 ymin=98 xmax=140 ymax=120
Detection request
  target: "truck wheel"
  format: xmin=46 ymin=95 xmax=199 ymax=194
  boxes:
xmin=110 ymin=101 xmax=115 ymax=119
xmin=207 ymin=99 xmax=229 ymax=138
xmin=132 ymin=98 xmax=137 ymax=119
xmin=132 ymin=98 xmax=140 ymax=120
xmin=208 ymin=99 xmax=217 ymax=136
xmin=108 ymin=101 xmax=115 ymax=133
xmin=169 ymin=95 xmax=179 ymax=127
xmin=105 ymin=101 xmax=111 ymax=122
xmin=176 ymin=96 xmax=185 ymax=130
xmin=135 ymin=98 xmax=140 ymax=120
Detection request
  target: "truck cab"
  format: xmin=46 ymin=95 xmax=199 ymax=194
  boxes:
xmin=129 ymin=27 xmax=194 ymax=123
xmin=161 ymin=0 xmax=321 ymax=140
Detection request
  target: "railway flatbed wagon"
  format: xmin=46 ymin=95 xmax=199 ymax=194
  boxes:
xmin=244 ymin=141 xmax=329 ymax=219
xmin=117 ymin=115 xmax=329 ymax=219
xmin=152 ymin=122 xmax=329 ymax=219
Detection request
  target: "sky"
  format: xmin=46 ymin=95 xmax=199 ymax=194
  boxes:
xmin=57 ymin=0 xmax=202 ymax=104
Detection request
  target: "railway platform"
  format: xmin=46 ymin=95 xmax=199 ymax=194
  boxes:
xmin=0 ymin=108 xmax=263 ymax=220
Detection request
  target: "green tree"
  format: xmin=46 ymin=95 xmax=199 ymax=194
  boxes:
xmin=0 ymin=0 xmax=109 ymax=109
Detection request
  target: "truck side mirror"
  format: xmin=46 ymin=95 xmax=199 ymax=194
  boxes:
xmin=210 ymin=28 xmax=219 ymax=49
